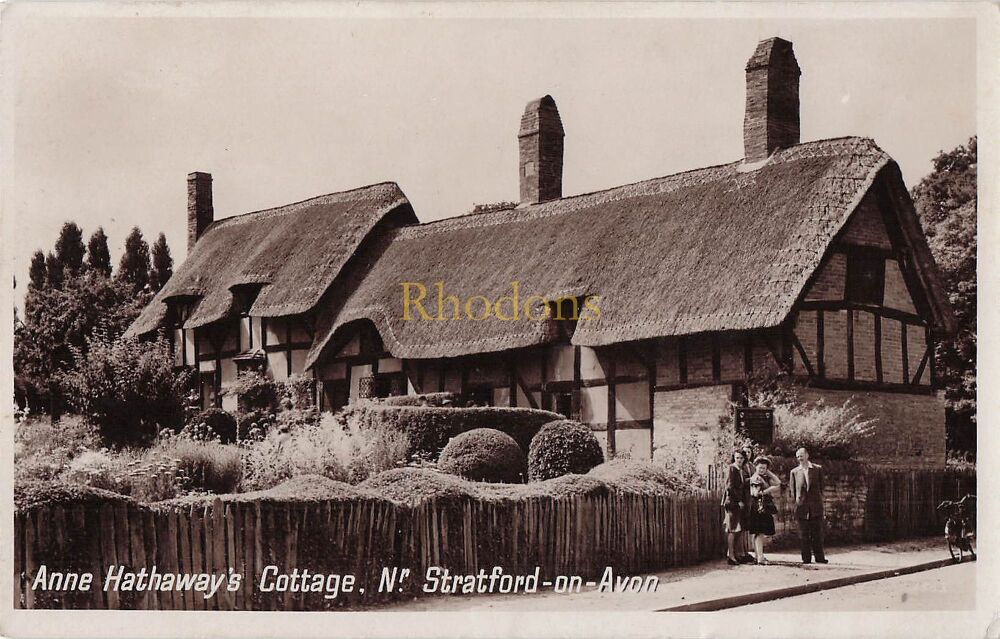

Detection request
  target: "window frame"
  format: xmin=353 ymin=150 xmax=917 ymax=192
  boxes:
xmin=844 ymin=250 xmax=886 ymax=305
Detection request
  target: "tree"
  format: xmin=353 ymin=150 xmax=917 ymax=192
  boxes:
xmin=28 ymin=250 xmax=46 ymax=290
xmin=44 ymin=252 xmax=63 ymax=289
xmin=60 ymin=333 xmax=192 ymax=446
xmin=87 ymin=227 xmax=112 ymax=277
xmin=115 ymin=227 xmax=150 ymax=292
xmin=149 ymin=232 xmax=173 ymax=292
xmin=55 ymin=222 xmax=86 ymax=274
xmin=911 ymin=136 xmax=976 ymax=453
xmin=15 ymin=273 xmax=150 ymax=415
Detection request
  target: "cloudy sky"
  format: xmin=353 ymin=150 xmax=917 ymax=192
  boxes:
xmin=4 ymin=10 xmax=976 ymax=296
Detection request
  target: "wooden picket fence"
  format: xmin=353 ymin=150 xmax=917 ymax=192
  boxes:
xmin=14 ymin=491 xmax=724 ymax=610
xmin=863 ymin=467 xmax=976 ymax=541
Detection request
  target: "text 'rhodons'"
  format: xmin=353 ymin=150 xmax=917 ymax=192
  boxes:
xmin=400 ymin=281 xmax=601 ymax=322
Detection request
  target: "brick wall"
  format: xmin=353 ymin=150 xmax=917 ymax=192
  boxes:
xmin=653 ymin=384 xmax=733 ymax=472
xmin=804 ymin=253 xmax=846 ymax=301
xmin=713 ymin=460 xmax=973 ymax=548
xmin=884 ymin=260 xmax=917 ymax=313
xmin=840 ymin=193 xmax=891 ymax=250
xmin=768 ymin=471 xmax=869 ymax=546
xmin=796 ymin=388 xmax=946 ymax=467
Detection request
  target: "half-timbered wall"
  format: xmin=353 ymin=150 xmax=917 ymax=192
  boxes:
xmin=792 ymin=188 xmax=934 ymax=390
xmin=172 ymin=313 xmax=317 ymax=411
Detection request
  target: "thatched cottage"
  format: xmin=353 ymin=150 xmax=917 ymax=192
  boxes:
xmin=126 ymin=37 xmax=955 ymax=468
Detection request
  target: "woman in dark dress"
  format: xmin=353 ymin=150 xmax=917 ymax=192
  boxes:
xmin=748 ymin=456 xmax=782 ymax=565
xmin=722 ymin=450 xmax=748 ymax=565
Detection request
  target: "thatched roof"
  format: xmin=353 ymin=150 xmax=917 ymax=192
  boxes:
xmin=306 ymin=137 xmax=953 ymax=365
xmin=125 ymin=182 xmax=416 ymax=337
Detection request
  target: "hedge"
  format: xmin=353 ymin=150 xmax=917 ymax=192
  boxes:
xmin=378 ymin=392 xmax=462 ymax=408
xmin=527 ymin=420 xmax=605 ymax=481
xmin=438 ymin=428 xmax=526 ymax=483
xmin=340 ymin=403 xmax=563 ymax=458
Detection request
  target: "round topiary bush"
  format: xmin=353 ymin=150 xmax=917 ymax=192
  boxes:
xmin=527 ymin=420 xmax=605 ymax=481
xmin=437 ymin=428 xmax=526 ymax=483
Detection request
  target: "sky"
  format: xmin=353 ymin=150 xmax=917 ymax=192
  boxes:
xmin=4 ymin=13 xmax=976 ymax=298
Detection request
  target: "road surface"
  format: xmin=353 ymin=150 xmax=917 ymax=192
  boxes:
xmin=739 ymin=560 xmax=975 ymax=611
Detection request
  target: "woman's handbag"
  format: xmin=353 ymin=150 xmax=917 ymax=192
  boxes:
xmin=757 ymin=493 xmax=778 ymax=515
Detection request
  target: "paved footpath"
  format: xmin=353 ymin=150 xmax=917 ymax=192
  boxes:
xmin=383 ymin=538 xmax=965 ymax=611
xmin=740 ymin=560 xmax=975 ymax=611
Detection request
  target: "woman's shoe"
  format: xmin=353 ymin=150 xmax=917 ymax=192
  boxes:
xmin=727 ymin=558 xmax=739 ymax=566
xmin=756 ymin=558 xmax=769 ymax=565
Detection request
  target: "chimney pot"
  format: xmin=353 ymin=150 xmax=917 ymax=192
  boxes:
xmin=187 ymin=171 xmax=213 ymax=253
xmin=743 ymin=37 xmax=801 ymax=162
xmin=518 ymin=95 xmax=564 ymax=204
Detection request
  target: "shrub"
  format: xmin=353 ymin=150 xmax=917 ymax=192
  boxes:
xmin=527 ymin=420 xmax=605 ymax=481
xmin=240 ymin=413 xmax=412 ymax=491
xmin=62 ymin=449 xmax=133 ymax=494
xmin=767 ymin=398 xmax=876 ymax=460
xmin=378 ymin=392 xmax=461 ymax=408
xmin=14 ymin=415 xmax=101 ymax=484
xmin=438 ymin=428 xmax=526 ymax=483
xmin=237 ymin=409 xmax=273 ymax=443
xmin=160 ymin=437 xmax=242 ymax=495
xmin=59 ymin=334 xmax=192 ymax=446
xmin=15 ymin=479 xmax=135 ymax=514
xmin=334 ymin=403 xmax=561 ymax=459
xmin=588 ymin=459 xmax=698 ymax=495
xmin=280 ymin=375 xmax=316 ymax=410
xmin=226 ymin=370 xmax=278 ymax=413
xmin=652 ymin=431 xmax=710 ymax=490
xmin=187 ymin=408 xmax=238 ymax=443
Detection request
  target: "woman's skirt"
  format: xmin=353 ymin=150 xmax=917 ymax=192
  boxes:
xmin=748 ymin=509 xmax=775 ymax=536
xmin=723 ymin=508 xmax=743 ymax=533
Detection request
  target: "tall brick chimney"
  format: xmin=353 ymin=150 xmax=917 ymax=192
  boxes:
xmin=518 ymin=95 xmax=564 ymax=204
xmin=743 ymin=37 xmax=800 ymax=163
xmin=187 ymin=172 xmax=213 ymax=253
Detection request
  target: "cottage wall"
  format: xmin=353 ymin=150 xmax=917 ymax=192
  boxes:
xmin=796 ymin=388 xmax=946 ymax=467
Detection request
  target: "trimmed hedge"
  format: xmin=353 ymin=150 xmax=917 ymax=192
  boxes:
xmin=15 ymin=479 xmax=136 ymax=513
xmin=339 ymin=403 xmax=562 ymax=458
xmin=378 ymin=392 xmax=462 ymax=408
xmin=438 ymin=428 xmax=526 ymax=483
xmin=528 ymin=420 xmax=605 ymax=481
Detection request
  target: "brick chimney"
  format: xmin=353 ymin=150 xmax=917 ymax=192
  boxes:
xmin=187 ymin=172 xmax=213 ymax=253
xmin=743 ymin=37 xmax=800 ymax=162
xmin=518 ymin=95 xmax=564 ymax=204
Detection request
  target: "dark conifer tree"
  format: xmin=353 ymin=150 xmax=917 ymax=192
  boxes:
xmin=55 ymin=222 xmax=86 ymax=274
xmin=44 ymin=252 xmax=63 ymax=289
xmin=149 ymin=232 xmax=173 ymax=292
xmin=115 ymin=227 xmax=150 ymax=292
xmin=28 ymin=250 xmax=47 ymax=290
xmin=87 ymin=227 xmax=113 ymax=277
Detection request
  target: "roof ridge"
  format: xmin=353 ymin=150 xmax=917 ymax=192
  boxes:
xmin=406 ymin=136 xmax=880 ymax=236
xmin=209 ymin=181 xmax=405 ymax=230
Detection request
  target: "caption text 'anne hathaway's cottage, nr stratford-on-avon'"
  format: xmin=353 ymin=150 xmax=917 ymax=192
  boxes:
xmin=125 ymin=37 xmax=956 ymax=470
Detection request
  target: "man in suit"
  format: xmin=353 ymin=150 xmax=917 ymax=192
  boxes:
xmin=789 ymin=447 xmax=828 ymax=564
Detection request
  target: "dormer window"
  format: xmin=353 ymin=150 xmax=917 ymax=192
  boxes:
xmin=845 ymin=252 xmax=885 ymax=305
xmin=167 ymin=296 xmax=198 ymax=328
xmin=232 ymin=284 xmax=263 ymax=317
